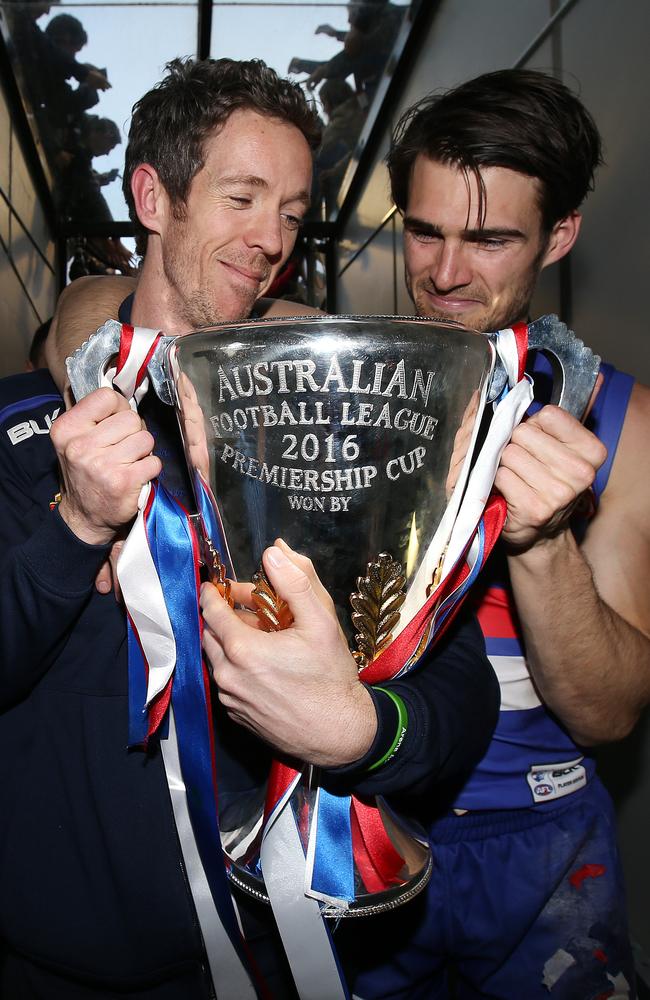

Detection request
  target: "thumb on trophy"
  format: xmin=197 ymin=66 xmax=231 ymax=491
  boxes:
xmin=270 ymin=539 xmax=338 ymax=622
xmin=261 ymin=544 xmax=339 ymax=638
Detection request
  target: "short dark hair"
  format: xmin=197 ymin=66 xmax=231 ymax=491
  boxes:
xmin=123 ymin=57 xmax=322 ymax=257
xmin=388 ymin=69 xmax=603 ymax=232
xmin=44 ymin=13 xmax=87 ymax=48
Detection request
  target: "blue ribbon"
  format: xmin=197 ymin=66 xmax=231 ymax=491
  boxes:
xmin=310 ymin=790 xmax=354 ymax=902
xmin=194 ymin=473 xmax=234 ymax=578
xmin=127 ymin=618 xmax=149 ymax=747
xmin=432 ymin=519 xmax=486 ymax=636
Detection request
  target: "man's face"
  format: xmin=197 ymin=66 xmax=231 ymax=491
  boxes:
xmin=403 ymin=156 xmax=552 ymax=332
xmin=158 ymin=109 xmax=312 ymax=331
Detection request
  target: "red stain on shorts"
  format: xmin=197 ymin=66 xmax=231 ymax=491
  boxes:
xmin=593 ymin=948 xmax=608 ymax=964
xmin=569 ymin=863 xmax=606 ymax=889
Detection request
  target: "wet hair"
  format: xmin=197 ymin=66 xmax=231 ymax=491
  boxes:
xmin=123 ymin=57 xmax=322 ymax=257
xmin=387 ymin=69 xmax=603 ymax=232
xmin=44 ymin=13 xmax=87 ymax=48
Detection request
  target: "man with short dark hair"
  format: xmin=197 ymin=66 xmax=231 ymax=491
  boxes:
xmin=344 ymin=69 xmax=650 ymax=1000
xmin=0 ymin=57 xmax=498 ymax=998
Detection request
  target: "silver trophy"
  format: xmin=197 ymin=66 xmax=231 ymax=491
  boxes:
xmin=67 ymin=314 xmax=600 ymax=915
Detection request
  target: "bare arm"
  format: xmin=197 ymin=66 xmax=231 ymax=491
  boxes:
xmin=501 ymin=385 xmax=650 ymax=745
xmin=46 ymin=275 xmax=137 ymax=392
xmin=46 ymin=276 xmax=324 ymax=393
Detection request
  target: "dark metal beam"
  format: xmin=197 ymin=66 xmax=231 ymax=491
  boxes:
xmin=197 ymin=0 xmax=213 ymax=60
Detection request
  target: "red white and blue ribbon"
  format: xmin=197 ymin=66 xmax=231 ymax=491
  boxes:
xmin=108 ymin=327 xmax=260 ymax=1000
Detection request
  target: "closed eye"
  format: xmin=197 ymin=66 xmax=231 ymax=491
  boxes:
xmin=282 ymin=213 xmax=303 ymax=230
xmin=406 ymin=227 xmax=440 ymax=244
xmin=466 ymin=227 xmax=525 ymax=248
xmin=474 ymin=237 xmax=508 ymax=249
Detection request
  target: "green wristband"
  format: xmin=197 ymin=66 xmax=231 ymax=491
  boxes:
xmin=367 ymin=687 xmax=408 ymax=772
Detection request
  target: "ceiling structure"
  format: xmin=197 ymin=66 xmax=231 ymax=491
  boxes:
xmin=0 ymin=0 xmax=430 ymax=290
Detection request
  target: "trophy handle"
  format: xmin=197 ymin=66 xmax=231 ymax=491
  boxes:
xmin=66 ymin=319 xmax=176 ymax=405
xmin=525 ymin=314 xmax=601 ymax=419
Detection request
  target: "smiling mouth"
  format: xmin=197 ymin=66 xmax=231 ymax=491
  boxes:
xmin=220 ymin=260 xmax=269 ymax=285
xmin=422 ymin=290 xmax=485 ymax=311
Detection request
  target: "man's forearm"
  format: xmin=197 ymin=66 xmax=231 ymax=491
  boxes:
xmin=508 ymin=530 xmax=650 ymax=745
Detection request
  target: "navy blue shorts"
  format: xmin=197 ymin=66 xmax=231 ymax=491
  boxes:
xmin=336 ymin=780 xmax=634 ymax=999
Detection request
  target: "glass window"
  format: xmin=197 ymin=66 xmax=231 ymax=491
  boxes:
xmin=2 ymin=0 xmax=196 ymax=224
xmin=210 ymin=0 xmax=410 ymax=219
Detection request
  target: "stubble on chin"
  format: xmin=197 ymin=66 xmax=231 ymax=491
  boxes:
xmin=165 ymin=259 xmax=257 ymax=329
xmin=183 ymin=286 xmax=255 ymax=330
xmin=411 ymin=279 xmax=537 ymax=334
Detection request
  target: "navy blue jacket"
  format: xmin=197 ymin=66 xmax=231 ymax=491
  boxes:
xmin=0 ymin=369 xmax=497 ymax=991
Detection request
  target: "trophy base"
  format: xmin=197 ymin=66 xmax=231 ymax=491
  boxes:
xmin=221 ymin=786 xmax=433 ymax=918
xmin=226 ymin=852 xmax=433 ymax=918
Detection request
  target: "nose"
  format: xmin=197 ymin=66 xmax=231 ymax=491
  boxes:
xmin=243 ymin=209 xmax=284 ymax=261
xmin=429 ymin=240 xmax=472 ymax=292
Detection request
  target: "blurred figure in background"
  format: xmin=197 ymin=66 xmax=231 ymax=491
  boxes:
xmin=57 ymin=114 xmax=121 ymax=223
xmin=44 ymin=13 xmax=106 ymax=141
xmin=289 ymin=0 xmax=405 ymax=106
xmin=314 ymin=78 xmax=366 ymax=212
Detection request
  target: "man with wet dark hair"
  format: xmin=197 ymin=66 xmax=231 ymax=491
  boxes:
xmin=388 ymin=69 xmax=602 ymax=235
xmin=344 ymin=69 xmax=650 ymax=1000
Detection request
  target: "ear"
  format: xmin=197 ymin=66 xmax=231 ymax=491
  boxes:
xmin=540 ymin=210 xmax=582 ymax=269
xmin=130 ymin=163 xmax=168 ymax=237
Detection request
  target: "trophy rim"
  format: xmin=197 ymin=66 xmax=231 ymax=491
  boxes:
xmin=177 ymin=313 xmax=488 ymax=340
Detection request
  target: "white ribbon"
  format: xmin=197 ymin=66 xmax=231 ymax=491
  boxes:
xmin=162 ymin=710 xmax=258 ymax=1000
xmin=116 ymin=483 xmax=178 ymax=707
xmin=111 ymin=325 xmax=179 ymax=708
xmin=397 ymin=328 xmax=533 ymax=631
xmin=261 ymin=804 xmax=349 ymax=1000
